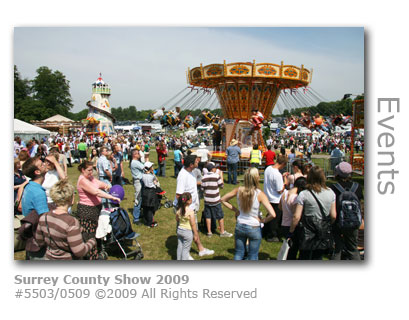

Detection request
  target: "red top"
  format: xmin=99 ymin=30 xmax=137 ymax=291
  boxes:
xmin=156 ymin=147 xmax=167 ymax=163
xmin=263 ymin=150 xmax=276 ymax=166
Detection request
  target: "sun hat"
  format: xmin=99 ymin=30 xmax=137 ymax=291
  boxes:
xmin=199 ymin=142 xmax=207 ymax=148
xmin=335 ymin=161 xmax=352 ymax=178
xmin=230 ymin=139 xmax=238 ymax=146
xmin=109 ymin=185 xmax=125 ymax=204
xmin=144 ymin=161 xmax=154 ymax=170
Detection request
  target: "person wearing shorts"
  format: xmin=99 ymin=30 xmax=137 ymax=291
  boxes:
xmin=77 ymin=139 xmax=88 ymax=163
xmin=201 ymin=162 xmax=232 ymax=238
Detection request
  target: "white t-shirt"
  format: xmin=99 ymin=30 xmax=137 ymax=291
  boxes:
xmin=42 ymin=170 xmax=60 ymax=203
xmin=174 ymin=168 xmax=199 ymax=211
xmin=196 ymin=148 xmax=209 ymax=162
xmin=263 ymin=165 xmax=284 ymax=204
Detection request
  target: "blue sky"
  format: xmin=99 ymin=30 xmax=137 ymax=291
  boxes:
xmin=14 ymin=27 xmax=364 ymax=113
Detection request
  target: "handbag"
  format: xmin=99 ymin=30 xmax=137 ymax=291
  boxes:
xmin=277 ymin=239 xmax=291 ymax=260
xmin=298 ymin=190 xmax=334 ymax=251
xmin=14 ymin=214 xmax=26 ymax=251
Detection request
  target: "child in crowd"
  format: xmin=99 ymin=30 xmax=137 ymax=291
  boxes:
xmin=141 ymin=162 xmax=159 ymax=227
xmin=64 ymin=146 xmax=72 ymax=167
xmin=175 ymin=192 xmax=198 ymax=260
xmin=201 ymin=162 xmax=232 ymax=238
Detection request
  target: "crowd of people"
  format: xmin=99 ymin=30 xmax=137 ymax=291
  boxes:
xmin=14 ymin=113 xmax=364 ymax=261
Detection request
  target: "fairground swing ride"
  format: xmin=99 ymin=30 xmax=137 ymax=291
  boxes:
xmin=150 ymin=60 xmax=325 ymax=159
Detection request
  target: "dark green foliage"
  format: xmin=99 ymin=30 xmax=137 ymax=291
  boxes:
xmin=272 ymin=98 xmax=359 ymax=118
xmin=14 ymin=65 xmax=73 ymax=122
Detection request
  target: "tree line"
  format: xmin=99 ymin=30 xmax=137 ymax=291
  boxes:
xmin=14 ymin=65 xmax=361 ymax=123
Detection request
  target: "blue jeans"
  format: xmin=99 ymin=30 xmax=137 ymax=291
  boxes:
xmin=227 ymin=162 xmax=238 ymax=184
xmin=234 ymin=222 xmax=262 ymax=260
xmin=174 ymin=161 xmax=182 ymax=178
xmin=99 ymin=178 xmax=112 ymax=207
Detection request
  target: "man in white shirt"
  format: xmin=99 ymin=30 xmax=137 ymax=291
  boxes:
xmin=174 ymin=154 xmax=214 ymax=258
xmin=196 ymin=142 xmax=211 ymax=171
xmin=263 ymin=154 xmax=288 ymax=242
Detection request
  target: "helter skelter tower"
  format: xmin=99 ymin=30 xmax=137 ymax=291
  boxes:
xmin=187 ymin=60 xmax=312 ymax=153
xmin=83 ymin=74 xmax=115 ymax=136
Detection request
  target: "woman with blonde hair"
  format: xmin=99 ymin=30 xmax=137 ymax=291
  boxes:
xmin=35 ymin=179 xmax=97 ymax=260
xmin=221 ymin=167 xmax=276 ymax=260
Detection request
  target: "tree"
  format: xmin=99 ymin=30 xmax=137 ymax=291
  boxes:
xmin=30 ymin=66 xmax=73 ymax=119
xmin=14 ymin=65 xmax=33 ymax=121
xmin=67 ymin=109 xmax=89 ymax=121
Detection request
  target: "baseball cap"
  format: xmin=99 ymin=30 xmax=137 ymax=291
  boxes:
xmin=144 ymin=161 xmax=154 ymax=170
xmin=205 ymin=162 xmax=216 ymax=171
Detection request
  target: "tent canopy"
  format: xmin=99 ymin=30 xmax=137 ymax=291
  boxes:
xmin=42 ymin=114 xmax=75 ymax=122
xmin=14 ymin=119 xmax=51 ymax=143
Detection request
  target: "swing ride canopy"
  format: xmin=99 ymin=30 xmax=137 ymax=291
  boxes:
xmin=187 ymin=60 xmax=312 ymax=120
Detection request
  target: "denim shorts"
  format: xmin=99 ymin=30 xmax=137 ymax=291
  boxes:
xmin=203 ymin=203 xmax=224 ymax=220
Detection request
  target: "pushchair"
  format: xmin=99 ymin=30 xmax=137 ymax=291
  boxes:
xmin=97 ymin=202 xmax=144 ymax=260
xmin=155 ymin=186 xmax=173 ymax=209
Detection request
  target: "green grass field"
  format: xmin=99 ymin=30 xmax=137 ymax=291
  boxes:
xmin=14 ymin=150 xmax=363 ymax=260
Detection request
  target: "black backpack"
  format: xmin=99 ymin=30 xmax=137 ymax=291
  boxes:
xmin=110 ymin=207 xmax=135 ymax=239
xmin=333 ymin=183 xmax=362 ymax=229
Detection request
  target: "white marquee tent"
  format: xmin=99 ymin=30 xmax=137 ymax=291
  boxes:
xmin=14 ymin=118 xmax=51 ymax=143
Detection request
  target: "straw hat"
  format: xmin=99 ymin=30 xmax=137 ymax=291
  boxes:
xmin=230 ymin=139 xmax=238 ymax=146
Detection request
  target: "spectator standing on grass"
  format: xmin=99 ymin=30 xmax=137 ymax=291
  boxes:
xmin=175 ymin=192 xmax=199 ymax=260
xmin=285 ymin=159 xmax=304 ymax=190
xmin=330 ymin=162 xmax=363 ymax=260
xmin=289 ymin=166 xmax=336 ymax=260
xmin=141 ymin=161 xmax=160 ymax=228
xmin=263 ymin=155 xmax=289 ymax=242
xmin=226 ymin=139 xmax=241 ymax=185
xmin=14 ymin=158 xmax=27 ymax=204
xmin=279 ymin=176 xmax=307 ymax=260
xmin=42 ymin=152 xmax=67 ymax=208
xmin=64 ymin=146 xmax=72 ymax=168
xmin=250 ymin=144 xmax=262 ymax=169
xmin=221 ymin=167 xmax=276 ymax=260
xmin=262 ymin=144 xmax=276 ymax=168
xmin=20 ymin=156 xmax=50 ymax=260
xmin=76 ymin=161 xmax=121 ymax=260
xmin=288 ymin=148 xmax=296 ymax=165
xmin=112 ymin=144 xmax=124 ymax=186
xmin=196 ymin=142 xmax=211 ymax=171
xmin=89 ymin=148 xmax=99 ymax=178
xmin=173 ymin=154 xmax=214 ymax=258
xmin=77 ymin=139 xmax=88 ymax=163
xmin=144 ymin=140 xmax=150 ymax=162
xmin=173 ymin=145 xmax=183 ymax=178
xmin=130 ymin=149 xmax=145 ymax=225
xmin=201 ymin=162 xmax=232 ymax=238
xmin=156 ymin=141 xmax=167 ymax=177
xmin=97 ymin=147 xmax=112 ymax=186
xmin=35 ymin=180 xmax=97 ymax=260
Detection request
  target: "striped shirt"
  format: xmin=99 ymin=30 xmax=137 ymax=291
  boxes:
xmin=201 ymin=171 xmax=224 ymax=206
xmin=35 ymin=211 xmax=96 ymax=260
